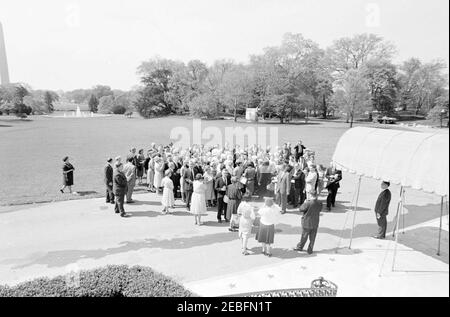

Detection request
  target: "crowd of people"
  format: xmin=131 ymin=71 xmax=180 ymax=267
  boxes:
xmin=61 ymin=140 xmax=393 ymax=256
xmin=97 ymin=141 xmax=344 ymax=255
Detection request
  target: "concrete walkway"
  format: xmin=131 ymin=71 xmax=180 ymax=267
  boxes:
xmin=0 ymin=173 xmax=448 ymax=296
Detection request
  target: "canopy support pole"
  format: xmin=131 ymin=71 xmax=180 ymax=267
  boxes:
xmin=401 ymin=189 xmax=406 ymax=234
xmin=437 ymin=196 xmax=444 ymax=256
xmin=349 ymin=175 xmax=362 ymax=249
xmin=392 ymin=187 xmax=404 ymax=238
xmin=392 ymin=189 xmax=404 ymax=271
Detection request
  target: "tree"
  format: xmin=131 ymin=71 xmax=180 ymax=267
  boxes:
xmin=92 ymin=85 xmax=113 ymax=100
xmin=23 ymin=95 xmax=47 ymax=114
xmin=427 ymin=93 xmax=449 ymax=127
xmin=398 ymin=59 xmax=448 ymax=115
xmin=88 ymin=94 xmax=99 ymax=113
xmin=218 ymin=64 xmax=253 ymax=121
xmin=44 ymin=91 xmax=57 ymax=113
xmin=251 ymin=33 xmax=324 ymax=123
xmin=14 ymin=85 xmax=30 ymax=105
xmin=327 ymin=33 xmax=396 ymax=73
xmin=362 ymin=60 xmax=399 ymax=115
xmin=188 ymin=92 xmax=219 ymax=118
xmin=335 ymin=69 xmax=372 ymax=127
xmin=98 ymin=95 xmax=115 ymax=114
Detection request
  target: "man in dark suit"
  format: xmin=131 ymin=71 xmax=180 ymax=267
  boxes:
xmin=294 ymin=191 xmax=322 ymax=254
xmin=183 ymin=160 xmax=195 ymax=211
xmin=291 ymin=166 xmax=305 ymax=208
xmin=215 ymin=168 xmax=231 ymax=223
xmin=104 ymin=158 xmax=115 ymax=204
xmin=326 ymin=167 xmax=342 ymax=211
xmin=113 ymin=162 xmax=128 ymax=217
xmin=294 ymin=141 xmax=306 ymax=162
xmin=373 ymin=181 xmax=392 ymax=239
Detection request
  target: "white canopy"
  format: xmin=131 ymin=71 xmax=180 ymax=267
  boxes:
xmin=332 ymin=127 xmax=449 ymax=197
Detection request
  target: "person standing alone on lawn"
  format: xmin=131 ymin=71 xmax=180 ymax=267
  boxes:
xmin=294 ymin=191 xmax=322 ymax=254
xmin=373 ymin=181 xmax=391 ymax=239
xmin=60 ymin=156 xmax=75 ymax=194
xmin=104 ymin=158 xmax=114 ymax=204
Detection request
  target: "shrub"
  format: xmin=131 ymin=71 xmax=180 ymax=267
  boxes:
xmin=111 ymin=105 xmax=127 ymax=115
xmin=0 ymin=265 xmax=195 ymax=297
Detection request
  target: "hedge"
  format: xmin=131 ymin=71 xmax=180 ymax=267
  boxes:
xmin=0 ymin=265 xmax=195 ymax=297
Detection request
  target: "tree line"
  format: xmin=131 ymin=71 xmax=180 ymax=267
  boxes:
xmin=1 ymin=32 xmax=448 ymax=124
xmin=134 ymin=33 xmax=449 ymax=124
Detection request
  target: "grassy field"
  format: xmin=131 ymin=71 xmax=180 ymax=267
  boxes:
xmin=0 ymin=114 xmax=411 ymax=206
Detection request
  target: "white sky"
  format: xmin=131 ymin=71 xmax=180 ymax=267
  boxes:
xmin=0 ymin=0 xmax=448 ymax=91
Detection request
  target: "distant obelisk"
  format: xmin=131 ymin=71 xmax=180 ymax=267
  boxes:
xmin=0 ymin=21 xmax=10 ymax=85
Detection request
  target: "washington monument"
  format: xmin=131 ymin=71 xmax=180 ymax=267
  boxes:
xmin=0 ymin=21 xmax=10 ymax=85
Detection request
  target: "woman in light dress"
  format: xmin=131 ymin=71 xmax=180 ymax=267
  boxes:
xmin=190 ymin=174 xmax=208 ymax=225
xmin=153 ymin=156 xmax=164 ymax=193
xmin=238 ymin=199 xmax=256 ymax=255
xmin=161 ymin=170 xmax=175 ymax=214
xmin=203 ymin=166 xmax=215 ymax=207
xmin=305 ymin=164 xmax=318 ymax=200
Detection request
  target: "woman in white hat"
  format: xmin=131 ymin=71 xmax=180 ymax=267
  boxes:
xmin=255 ymin=197 xmax=282 ymax=257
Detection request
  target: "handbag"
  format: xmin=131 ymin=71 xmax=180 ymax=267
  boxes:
xmin=223 ymin=195 xmax=230 ymax=204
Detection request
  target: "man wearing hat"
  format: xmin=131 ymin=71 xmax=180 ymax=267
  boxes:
xmin=104 ymin=158 xmax=115 ymax=204
xmin=373 ymin=181 xmax=392 ymax=239
xmin=113 ymin=162 xmax=128 ymax=217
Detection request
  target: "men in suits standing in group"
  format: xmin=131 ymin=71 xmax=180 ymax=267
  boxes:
xmin=113 ymin=162 xmax=128 ymax=217
xmin=294 ymin=191 xmax=322 ymax=254
xmin=104 ymin=158 xmax=115 ymax=204
xmin=123 ymin=156 xmax=136 ymax=203
xmin=326 ymin=165 xmax=342 ymax=212
xmin=215 ymin=168 xmax=231 ymax=223
xmin=373 ymin=181 xmax=392 ymax=239
xmin=275 ymin=165 xmax=291 ymax=214
xmin=183 ymin=160 xmax=195 ymax=211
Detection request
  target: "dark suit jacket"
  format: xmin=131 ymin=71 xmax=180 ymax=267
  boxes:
xmin=299 ymin=199 xmax=323 ymax=229
xmin=293 ymin=169 xmax=305 ymax=190
xmin=375 ymin=189 xmax=391 ymax=216
xmin=104 ymin=164 xmax=113 ymax=186
xmin=193 ymin=165 xmax=204 ymax=177
xmin=215 ymin=175 xmax=231 ymax=198
xmin=113 ymin=171 xmax=127 ymax=195
xmin=326 ymin=170 xmax=342 ymax=190
xmin=183 ymin=168 xmax=195 ymax=192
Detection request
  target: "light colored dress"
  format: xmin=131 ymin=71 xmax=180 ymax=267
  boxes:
xmin=305 ymin=171 xmax=318 ymax=198
xmin=153 ymin=161 xmax=164 ymax=188
xmin=190 ymin=181 xmax=207 ymax=215
xmin=238 ymin=201 xmax=255 ymax=238
xmin=203 ymin=172 xmax=215 ymax=201
xmin=161 ymin=176 xmax=175 ymax=207
xmin=146 ymin=158 xmax=155 ymax=187
xmin=180 ymin=166 xmax=186 ymax=193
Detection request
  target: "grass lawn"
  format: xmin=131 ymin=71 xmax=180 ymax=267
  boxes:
xmin=0 ymin=114 xmax=410 ymax=206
